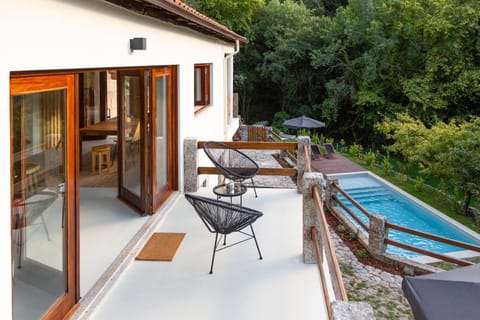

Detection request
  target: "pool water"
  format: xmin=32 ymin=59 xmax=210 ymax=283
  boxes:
xmin=330 ymin=172 xmax=480 ymax=258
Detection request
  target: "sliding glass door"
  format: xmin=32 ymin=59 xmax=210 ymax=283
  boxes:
xmin=117 ymin=70 xmax=149 ymax=212
xmin=117 ymin=67 xmax=177 ymax=214
xmin=151 ymin=67 xmax=177 ymax=210
xmin=10 ymin=75 xmax=77 ymax=320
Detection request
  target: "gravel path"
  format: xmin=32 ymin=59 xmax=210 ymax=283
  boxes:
xmin=331 ymin=228 xmax=413 ymax=319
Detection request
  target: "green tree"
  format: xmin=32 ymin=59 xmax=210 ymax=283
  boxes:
xmin=311 ymin=0 xmax=480 ymax=145
xmin=377 ymin=113 xmax=480 ymax=214
xmin=256 ymin=0 xmax=321 ymax=114
xmin=235 ymin=0 xmax=325 ymax=123
xmin=183 ymin=0 xmax=264 ymax=38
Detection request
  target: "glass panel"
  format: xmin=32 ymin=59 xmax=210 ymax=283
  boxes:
xmin=107 ymin=71 xmax=118 ymax=119
xmin=122 ymin=76 xmax=141 ymax=196
xmin=83 ymin=72 xmax=101 ymax=126
xmin=194 ymin=67 xmax=202 ymax=102
xmin=12 ymin=90 xmax=67 ymax=320
xmin=155 ymin=76 xmax=168 ymax=190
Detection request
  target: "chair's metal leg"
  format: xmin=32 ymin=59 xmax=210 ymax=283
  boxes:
xmin=251 ymin=178 xmax=258 ymax=197
xmin=223 ymin=234 xmax=227 ymax=245
xmin=210 ymin=233 xmax=219 ymax=274
xmin=250 ymin=224 xmax=262 ymax=259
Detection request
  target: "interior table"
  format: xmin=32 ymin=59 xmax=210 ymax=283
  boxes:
xmin=213 ymin=182 xmax=247 ymax=206
xmin=79 ymin=118 xmax=118 ymax=167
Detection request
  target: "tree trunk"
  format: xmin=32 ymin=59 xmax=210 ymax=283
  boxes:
xmin=464 ymin=191 xmax=473 ymax=216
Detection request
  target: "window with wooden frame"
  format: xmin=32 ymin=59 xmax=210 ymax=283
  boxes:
xmin=194 ymin=64 xmax=211 ymax=109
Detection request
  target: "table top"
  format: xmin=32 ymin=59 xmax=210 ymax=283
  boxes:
xmin=213 ymin=183 xmax=247 ymax=198
xmin=80 ymin=118 xmax=118 ymax=135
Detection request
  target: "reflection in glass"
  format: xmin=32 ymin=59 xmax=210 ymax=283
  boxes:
xmin=12 ymin=90 xmax=67 ymax=320
xmin=155 ymin=76 xmax=168 ymax=190
xmin=122 ymin=76 xmax=141 ymax=196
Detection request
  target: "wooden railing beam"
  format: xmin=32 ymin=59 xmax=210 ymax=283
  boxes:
xmin=198 ymin=141 xmax=297 ymax=150
xmin=386 ymin=222 xmax=480 ymax=253
xmin=332 ymin=195 xmax=369 ymax=232
xmin=311 ymin=226 xmax=333 ymax=319
xmin=198 ymin=166 xmax=297 ymax=177
xmin=385 ymin=239 xmax=474 ymax=266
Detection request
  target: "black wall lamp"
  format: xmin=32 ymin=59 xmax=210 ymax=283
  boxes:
xmin=130 ymin=37 xmax=147 ymax=51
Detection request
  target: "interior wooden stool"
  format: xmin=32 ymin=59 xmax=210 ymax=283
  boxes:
xmin=91 ymin=145 xmax=111 ymax=175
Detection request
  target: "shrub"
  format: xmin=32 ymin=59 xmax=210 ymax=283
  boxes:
xmin=397 ymin=172 xmax=408 ymax=182
xmin=381 ymin=156 xmax=393 ymax=176
xmin=348 ymin=143 xmax=362 ymax=157
xmin=355 ymin=249 xmax=369 ymax=259
xmin=414 ymin=176 xmax=425 ymax=192
xmin=272 ymin=111 xmax=290 ymax=129
xmin=311 ymin=132 xmax=323 ymax=145
xmin=348 ymin=232 xmax=358 ymax=241
xmin=403 ymin=266 xmax=415 ymax=276
xmin=337 ymin=224 xmax=347 ymax=233
xmin=298 ymin=128 xmax=310 ymax=137
xmin=364 ymin=151 xmax=376 ymax=167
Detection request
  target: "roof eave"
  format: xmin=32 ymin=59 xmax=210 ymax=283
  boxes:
xmin=103 ymin=0 xmax=248 ymax=45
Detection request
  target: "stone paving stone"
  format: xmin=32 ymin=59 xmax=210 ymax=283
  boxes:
xmin=330 ymin=227 xmax=413 ymax=319
xmin=244 ymin=150 xmax=297 ymax=189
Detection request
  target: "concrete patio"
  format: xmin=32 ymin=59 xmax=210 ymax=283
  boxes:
xmin=76 ymin=187 xmax=329 ymax=320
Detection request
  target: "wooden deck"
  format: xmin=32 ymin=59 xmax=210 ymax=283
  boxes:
xmin=311 ymin=153 xmax=365 ymax=175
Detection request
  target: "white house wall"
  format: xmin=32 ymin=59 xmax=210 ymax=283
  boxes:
xmin=0 ymin=0 xmax=238 ymax=318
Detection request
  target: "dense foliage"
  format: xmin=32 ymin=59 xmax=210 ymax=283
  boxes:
xmin=377 ymin=114 xmax=480 ymax=214
xmin=186 ymin=0 xmax=480 ymax=148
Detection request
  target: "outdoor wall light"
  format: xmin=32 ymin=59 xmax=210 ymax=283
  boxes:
xmin=130 ymin=37 xmax=147 ymax=51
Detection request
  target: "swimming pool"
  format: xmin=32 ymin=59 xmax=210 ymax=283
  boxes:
xmin=329 ymin=172 xmax=480 ymax=258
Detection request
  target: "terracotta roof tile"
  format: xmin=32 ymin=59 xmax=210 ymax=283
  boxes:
xmin=105 ymin=0 xmax=247 ymax=44
xmin=168 ymin=0 xmax=246 ymax=42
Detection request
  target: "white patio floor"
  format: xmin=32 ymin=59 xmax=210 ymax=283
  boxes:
xmin=78 ymin=187 xmax=328 ymax=320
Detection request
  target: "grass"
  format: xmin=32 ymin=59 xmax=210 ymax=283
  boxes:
xmin=342 ymin=152 xmax=480 ymax=234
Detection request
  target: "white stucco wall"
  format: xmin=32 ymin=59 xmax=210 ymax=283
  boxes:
xmin=0 ymin=0 xmax=238 ymax=318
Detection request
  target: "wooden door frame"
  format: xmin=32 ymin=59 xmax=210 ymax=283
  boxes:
xmin=151 ymin=66 xmax=178 ymax=212
xmin=10 ymin=74 xmax=79 ymax=319
xmin=117 ymin=69 xmax=148 ymax=214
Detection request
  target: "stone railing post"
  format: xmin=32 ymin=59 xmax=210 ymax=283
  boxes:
xmin=302 ymin=172 xmax=324 ymax=263
xmin=238 ymin=124 xmax=248 ymax=141
xmin=368 ymin=214 xmax=387 ymax=257
xmin=297 ymin=136 xmax=311 ymax=194
xmin=184 ymin=138 xmax=198 ymax=193
xmin=325 ymin=178 xmax=339 ymax=209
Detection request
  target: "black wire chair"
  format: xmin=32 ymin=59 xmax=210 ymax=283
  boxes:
xmin=203 ymin=141 xmax=260 ymax=197
xmin=185 ymin=193 xmax=263 ymax=274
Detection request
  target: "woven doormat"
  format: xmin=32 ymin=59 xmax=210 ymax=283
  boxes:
xmin=136 ymin=232 xmax=186 ymax=261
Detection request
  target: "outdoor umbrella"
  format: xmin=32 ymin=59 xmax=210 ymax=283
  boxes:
xmin=401 ymin=263 xmax=480 ymax=320
xmin=282 ymin=115 xmax=325 ymax=129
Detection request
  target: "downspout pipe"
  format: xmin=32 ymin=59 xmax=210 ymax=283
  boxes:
xmin=224 ymin=40 xmax=240 ymax=133
xmin=224 ymin=39 xmax=240 ymax=60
